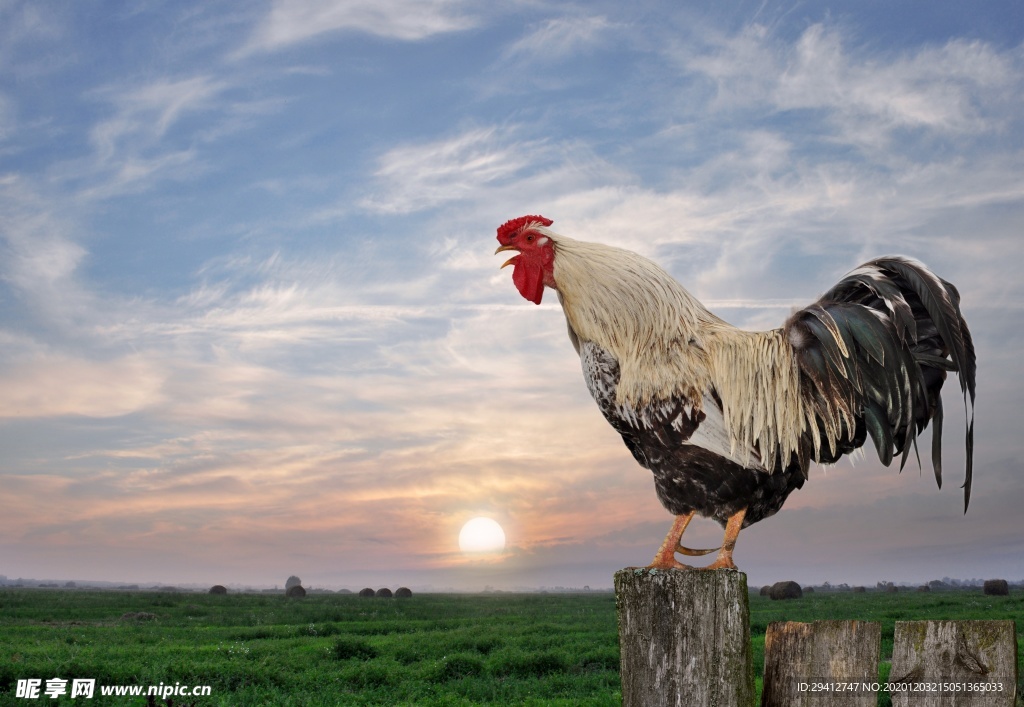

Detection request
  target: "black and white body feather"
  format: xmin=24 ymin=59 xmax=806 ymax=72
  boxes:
xmin=543 ymin=230 xmax=976 ymax=530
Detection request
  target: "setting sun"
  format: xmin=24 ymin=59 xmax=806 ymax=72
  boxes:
xmin=458 ymin=517 xmax=506 ymax=554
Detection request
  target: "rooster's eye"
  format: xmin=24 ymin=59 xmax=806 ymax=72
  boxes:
xmin=527 ymin=235 xmax=534 ymax=242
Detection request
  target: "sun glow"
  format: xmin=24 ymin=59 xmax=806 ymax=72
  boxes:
xmin=458 ymin=517 xmax=506 ymax=554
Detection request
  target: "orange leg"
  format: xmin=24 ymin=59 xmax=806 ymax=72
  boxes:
xmin=646 ymin=512 xmax=720 ymax=570
xmin=701 ymin=507 xmax=747 ymax=570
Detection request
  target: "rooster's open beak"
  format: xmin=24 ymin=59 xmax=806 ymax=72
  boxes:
xmin=495 ymin=244 xmax=519 ymax=269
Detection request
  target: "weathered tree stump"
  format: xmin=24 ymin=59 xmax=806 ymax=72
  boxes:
xmin=614 ymin=568 xmax=753 ymax=707
xmin=761 ymin=620 xmax=881 ymax=707
xmin=890 ymin=621 xmax=1017 ymax=706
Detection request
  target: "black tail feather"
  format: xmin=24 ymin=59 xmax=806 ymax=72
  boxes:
xmin=786 ymin=256 xmax=975 ymax=510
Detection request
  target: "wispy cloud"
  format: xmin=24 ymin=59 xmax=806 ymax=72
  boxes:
xmin=238 ymin=0 xmax=477 ymax=56
xmin=64 ymin=75 xmax=231 ymax=199
xmin=0 ymin=354 xmax=164 ymax=418
xmin=0 ymin=174 xmax=90 ymax=320
xmin=685 ymin=23 xmax=1017 ymax=149
xmin=89 ymin=76 xmax=229 ymax=160
xmin=502 ymin=16 xmax=614 ymax=61
xmin=360 ymin=127 xmax=550 ymax=214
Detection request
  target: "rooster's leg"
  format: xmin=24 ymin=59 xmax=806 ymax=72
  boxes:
xmin=646 ymin=512 xmax=720 ymax=570
xmin=700 ymin=507 xmax=747 ymax=571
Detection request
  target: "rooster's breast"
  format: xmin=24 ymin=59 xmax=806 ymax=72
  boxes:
xmin=578 ymin=341 xmax=806 ymax=527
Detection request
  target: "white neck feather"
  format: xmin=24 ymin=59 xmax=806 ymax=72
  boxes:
xmin=545 ymin=231 xmax=718 ymax=406
xmin=545 ymin=229 xmax=814 ymax=473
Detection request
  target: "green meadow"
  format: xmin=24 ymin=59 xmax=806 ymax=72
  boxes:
xmin=0 ymin=586 xmax=1020 ymax=706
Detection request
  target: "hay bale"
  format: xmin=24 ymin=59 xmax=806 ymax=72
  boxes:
xmin=395 ymin=587 xmax=412 ymax=598
xmin=917 ymin=585 xmax=930 ymax=592
xmin=769 ymin=581 xmax=802 ymax=600
xmin=759 ymin=585 xmax=771 ymax=596
xmin=983 ymin=579 xmax=1009 ymax=596
xmin=375 ymin=587 xmax=393 ymax=598
xmin=803 ymin=586 xmax=814 ymax=593
xmin=886 ymin=584 xmax=899 ymax=593
xmin=286 ymin=585 xmax=306 ymax=598
xmin=209 ymin=585 xmax=227 ymax=595
xmin=358 ymin=587 xmax=375 ymax=598
xmin=853 ymin=586 xmax=867 ymax=593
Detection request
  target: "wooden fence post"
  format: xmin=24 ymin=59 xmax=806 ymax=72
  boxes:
xmin=614 ymin=568 xmax=753 ymax=707
xmin=889 ymin=620 xmax=1018 ymax=707
xmin=761 ymin=620 xmax=881 ymax=707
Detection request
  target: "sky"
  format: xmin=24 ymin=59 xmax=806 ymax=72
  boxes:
xmin=1 ymin=0 xmax=1023 ymax=592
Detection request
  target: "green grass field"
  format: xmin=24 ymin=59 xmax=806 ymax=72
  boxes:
xmin=0 ymin=586 xmax=1019 ymax=705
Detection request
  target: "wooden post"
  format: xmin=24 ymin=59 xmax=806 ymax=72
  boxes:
xmin=761 ymin=620 xmax=881 ymax=707
xmin=890 ymin=620 xmax=1018 ymax=707
xmin=614 ymin=568 xmax=753 ymax=707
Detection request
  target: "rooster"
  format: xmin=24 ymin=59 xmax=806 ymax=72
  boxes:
xmin=495 ymin=215 xmax=975 ymax=570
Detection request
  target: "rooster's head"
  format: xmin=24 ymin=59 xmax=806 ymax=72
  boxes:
xmin=495 ymin=215 xmax=556 ymax=305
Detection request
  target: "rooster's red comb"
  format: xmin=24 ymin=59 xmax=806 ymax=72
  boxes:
xmin=497 ymin=215 xmax=553 ymax=241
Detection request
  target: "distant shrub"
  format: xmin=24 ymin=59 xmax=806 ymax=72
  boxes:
xmin=494 ymin=650 xmax=565 ymax=678
xmin=120 ymin=612 xmax=157 ymax=621
xmin=375 ymin=588 xmax=393 ymax=598
xmin=886 ymin=584 xmax=899 ymax=593
xmin=917 ymin=585 xmax=930 ymax=592
xmin=470 ymin=637 xmax=501 ymax=655
xmin=332 ymin=637 xmax=378 ymax=661
xmin=395 ymin=587 xmax=412 ymax=598
xmin=340 ymin=661 xmax=397 ymax=688
xmin=983 ymin=579 xmax=1009 ymax=596
xmin=286 ymin=585 xmax=306 ymax=598
xmin=393 ymin=643 xmax=426 ymax=665
xmin=297 ymin=622 xmax=341 ymax=638
xmin=575 ymin=647 xmax=620 ymax=672
xmin=358 ymin=588 xmax=375 ymax=598
xmin=209 ymin=585 xmax=228 ymax=595
xmin=429 ymin=653 xmax=485 ymax=682
xmin=285 ymin=576 xmax=302 ymax=590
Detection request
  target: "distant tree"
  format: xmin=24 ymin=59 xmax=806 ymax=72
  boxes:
xmin=285 ymin=576 xmax=302 ymax=590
